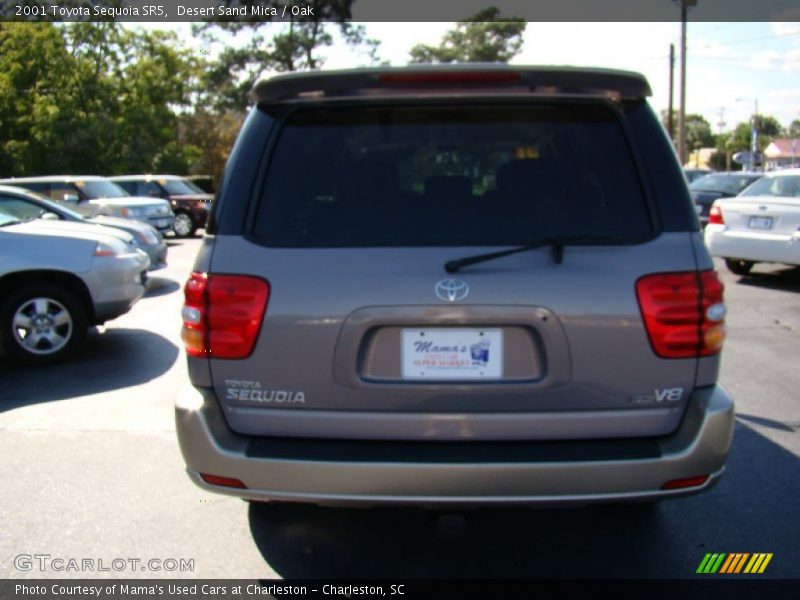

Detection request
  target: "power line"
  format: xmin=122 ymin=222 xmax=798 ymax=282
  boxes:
xmin=687 ymin=57 xmax=799 ymax=74
xmin=690 ymin=23 xmax=740 ymax=37
xmin=689 ymin=30 xmax=800 ymax=50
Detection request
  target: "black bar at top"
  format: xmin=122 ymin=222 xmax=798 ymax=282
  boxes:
xmin=1 ymin=0 xmax=799 ymax=23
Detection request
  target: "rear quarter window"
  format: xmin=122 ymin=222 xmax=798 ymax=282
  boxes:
xmin=252 ymin=103 xmax=655 ymax=247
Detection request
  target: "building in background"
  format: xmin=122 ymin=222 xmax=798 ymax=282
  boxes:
xmin=764 ymin=139 xmax=799 ymax=171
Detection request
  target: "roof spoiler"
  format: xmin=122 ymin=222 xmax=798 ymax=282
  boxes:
xmin=250 ymin=65 xmax=652 ymax=105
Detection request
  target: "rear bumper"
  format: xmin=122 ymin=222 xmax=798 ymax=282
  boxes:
xmin=705 ymin=225 xmax=800 ymax=265
xmin=175 ymin=385 xmax=734 ymax=507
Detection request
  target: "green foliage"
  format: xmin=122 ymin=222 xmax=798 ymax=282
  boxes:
xmin=179 ymin=111 xmax=244 ymax=184
xmin=194 ymin=1 xmax=379 ymax=111
xmin=685 ymin=114 xmax=715 ymax=150
xmin=0 ymin=23 xmax=74 ymax=175
xmin=1 ymin=9 xmax=379 ymax=178
xmin=707 ymin=152 xmax=727 ymax=171
xmin=0 ymin=22 xmax=199 ymax=177
xmin=786 ymin=119 xmax=800 ymax=139
xmin=659 ymin=110 xmax=716 ymax=149
xmin=728 ymin=114 xmax=783 ymax=154
xmin=408 ymin=7 xmax=526 ymax=64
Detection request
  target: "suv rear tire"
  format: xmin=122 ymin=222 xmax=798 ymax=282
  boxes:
xmin=0 ymin=284 xmax=88 ymax=365
xmin=725 ymin=259 xmax=754 ymax=276
xmin=172 ymin=211 xmax=197 ymax=238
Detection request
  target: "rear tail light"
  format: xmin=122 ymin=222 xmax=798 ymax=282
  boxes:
xmin=708 ymin=202 xmax=724 ymax=225
xmin=661 ymin=475 xmax=709 ymax=490
xmin=636 ymin=270 xmax=726 ymax=359
xmin=181 ymin=272 xmax=270 ymax=359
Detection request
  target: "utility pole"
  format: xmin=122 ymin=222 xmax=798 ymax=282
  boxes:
xmin=676 ymin=0 xmax=697 ymax=166
xmin=668 ymin=44 xmax=675 ymax=143
xmin=717 ymin=107 xmax=726 ymax=171
xmin=750 ymin=98 xmax=758 ymax=171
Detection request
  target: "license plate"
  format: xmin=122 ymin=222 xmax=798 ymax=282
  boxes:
xmin=401 ymin=329 xmax=503 ymax=380
xmin=748 ymin=216 xmax=773 ymax=230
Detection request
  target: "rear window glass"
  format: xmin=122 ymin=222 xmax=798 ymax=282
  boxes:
xmin=739 ymin=175 xmax=800 ymax=198
xmin=253 ymin=104 xmax=652 ymax=246
xmin=161 ymin=179 xmax=201 ymax=195
xmin=690 ymin=174 xmax=761 ymax=195
xmin=76 ymin=180 xmax=129 ymax=199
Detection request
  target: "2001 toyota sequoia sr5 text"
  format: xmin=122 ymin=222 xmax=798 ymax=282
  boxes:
xmin=176 ymin=66 xmax=734 ymax=506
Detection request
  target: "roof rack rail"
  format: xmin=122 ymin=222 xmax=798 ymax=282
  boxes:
xmin=250 ymin=65 xmax=652 ymax=104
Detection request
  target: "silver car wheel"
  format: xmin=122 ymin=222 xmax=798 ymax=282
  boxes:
xmin=12 ymin=297 xmax=73 ymax=356
xmin=173 ymin=213 xmax=194 ymax=237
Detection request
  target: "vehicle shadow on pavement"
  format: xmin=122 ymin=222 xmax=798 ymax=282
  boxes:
xmin=247 ymin=422 xmax=800 ymax=578
xmin=144 ymin=276 xmax=182 ymax=298
xmin=737 ymin=267 xmax=800 ymax=293
xmin=0 ymin=328 xmax=178 ymax=411
xmin=736 ymin=413 xmax=798 ymax=433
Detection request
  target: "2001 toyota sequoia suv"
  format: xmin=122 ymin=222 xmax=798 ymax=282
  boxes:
xmin=176 ymin=66 xmax=734 ymax=506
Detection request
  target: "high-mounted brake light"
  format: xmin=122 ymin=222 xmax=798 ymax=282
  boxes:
xmin=378 ymin=71 xmax=522 ymax=85
xmin=181 ymin=272 xmax=270 ymax=359
xmin=636 ymin=270 xmax=726 ymax=359
xmin=708 ymin=202 xmax=724 ymax=225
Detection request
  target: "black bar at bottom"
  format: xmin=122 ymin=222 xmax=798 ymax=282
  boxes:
xmin=3 ymin=579 xmax=799 ymax=600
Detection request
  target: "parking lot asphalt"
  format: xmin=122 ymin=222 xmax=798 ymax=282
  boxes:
xmin=1 ymin=237 xmax=798 ymax=579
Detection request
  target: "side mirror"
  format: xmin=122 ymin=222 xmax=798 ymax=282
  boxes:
xmin=41 ymin=212 xmax=60 ymax=221
xmin=62 ymin=193 xmax=80 ymax=204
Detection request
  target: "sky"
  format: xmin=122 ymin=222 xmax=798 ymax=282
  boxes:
xmin=146 ymin=21 xmax=800 ymax=133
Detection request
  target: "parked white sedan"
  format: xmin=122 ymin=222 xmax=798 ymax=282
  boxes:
xmin=704 ymin=168 xmax=800 ymax=275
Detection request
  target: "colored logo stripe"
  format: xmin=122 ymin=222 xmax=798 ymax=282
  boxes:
xmin=697 ymin=552 xmax=773 ymax=574
xmin=697 ymin=553 xmax=726 ymax=574
xmin=720 ymin=553 xmax=749 ymax=573
xmin=744 ymin=553 xmax=773 ymax=574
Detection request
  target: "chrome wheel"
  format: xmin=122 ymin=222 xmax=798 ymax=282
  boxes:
xmin=12 ymin=297 xmax=73 ymax=356
xmin=173 ymin=212 xmax=195 ymax=237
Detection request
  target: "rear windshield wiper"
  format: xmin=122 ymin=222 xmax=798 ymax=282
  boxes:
xmin=444 ymin=236 xmax=615 ymax=273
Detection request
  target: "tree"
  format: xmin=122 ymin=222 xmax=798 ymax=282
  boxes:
xmin=179 ymin=111 xmax=244 ymax=184
xmin=709 ymin=132 xmax=733 ymax=171
xmin=104 ymin=28 xmax=200 ymax=172
xmin=194 ymin=1 xmax=379 ymax=111
xmin=0 ymin=23 xmax=200 ymax=177
xmin=728 ymin=114 xmax=783 ymax=153
xmin=660 ymin=110 xmax=715 ymax=149
xmin=685 ymin=114 xmax=715 ymax=150
xmin=0 ymin=23 xmax=99 ymax=176
xmin=408 ymin=7 xmax=526 ymax=64
xmin=787 ymin=119 xmax=800 ymax=139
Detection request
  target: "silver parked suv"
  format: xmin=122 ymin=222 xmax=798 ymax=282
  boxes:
xmin=0 ymin=208 xmax=149 ymax=364
xmin=176 ymin=66 xmax=734 ymax=506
